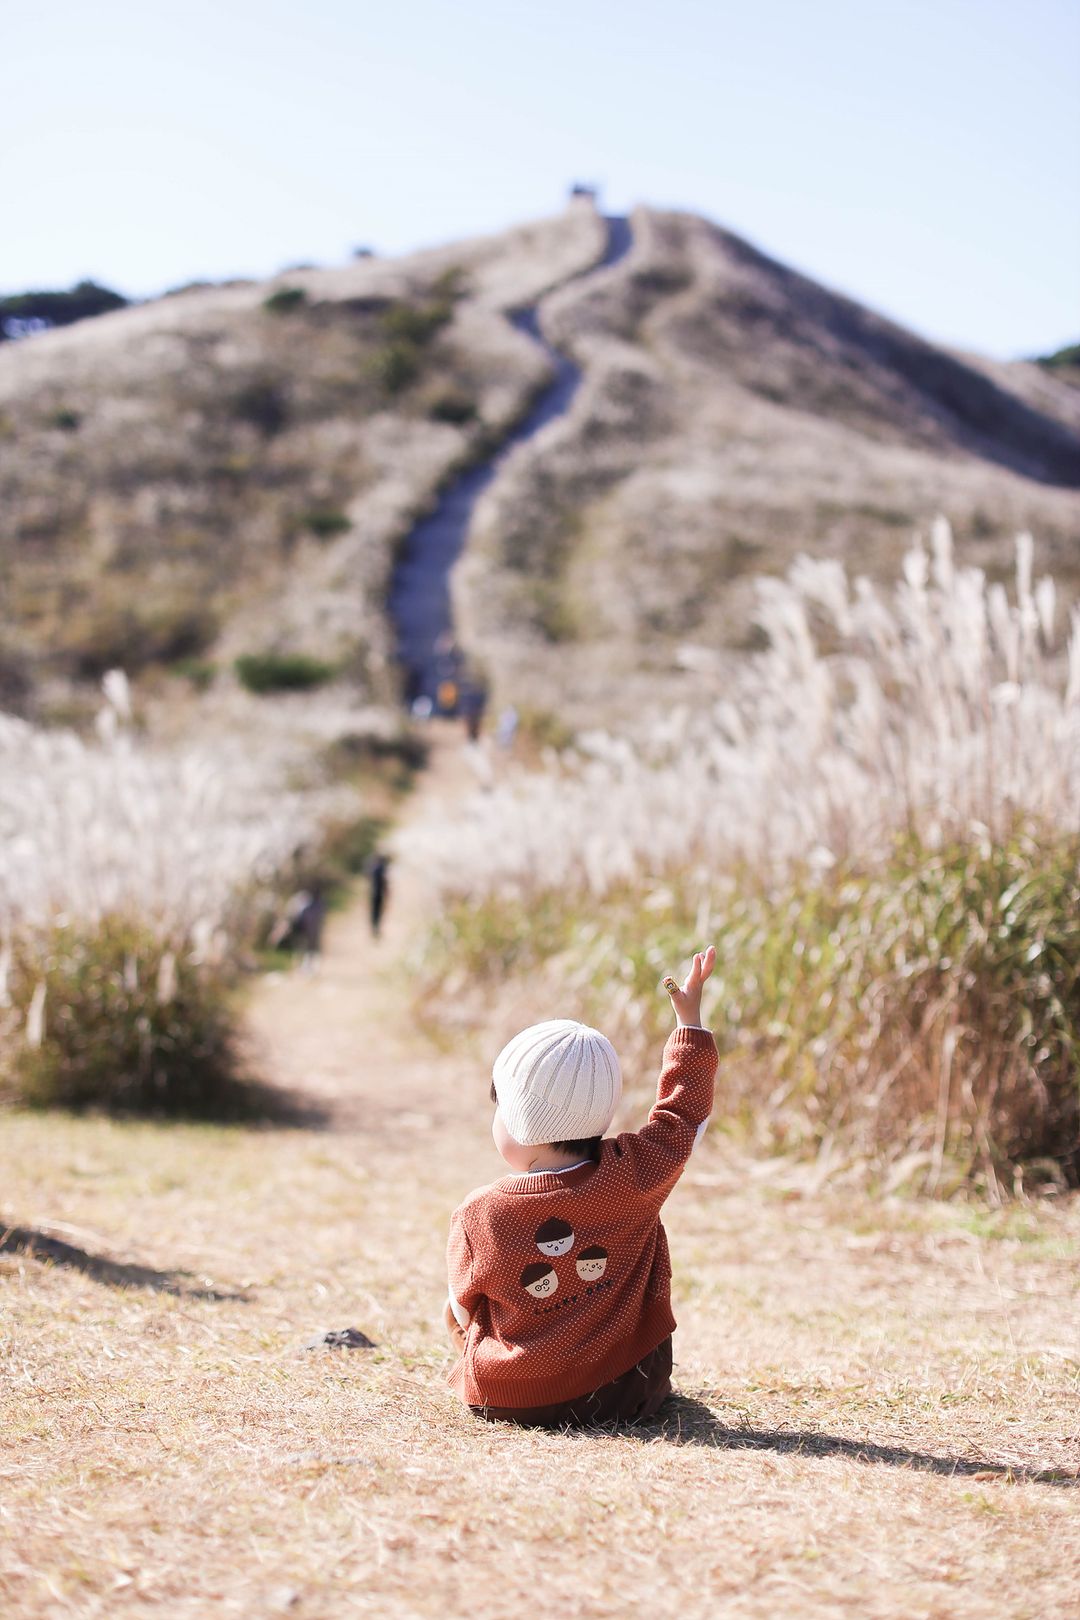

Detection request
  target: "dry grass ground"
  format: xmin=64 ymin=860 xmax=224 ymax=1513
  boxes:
xmin=2 ymin=733 xmax=1079 ymax=1618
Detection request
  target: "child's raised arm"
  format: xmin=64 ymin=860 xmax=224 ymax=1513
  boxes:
xmin=607 ymin=948 xmax=718 ymax=1204
xmin=662 ymin=945 xmax=716 ymax=1028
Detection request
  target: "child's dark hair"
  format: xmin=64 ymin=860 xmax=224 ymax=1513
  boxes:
xmin=490 ymin=1081 xmax=602 ymax=1161
xmin=553 ymin=1134 xmax=602 ymax=1161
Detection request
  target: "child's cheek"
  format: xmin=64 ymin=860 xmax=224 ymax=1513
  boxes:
xmin=492 ymin=1109 xmax=530 ymax=1171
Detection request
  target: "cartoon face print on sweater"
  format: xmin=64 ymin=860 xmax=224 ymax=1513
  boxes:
xmin=576 ymin=1245 xmax=608 ymax=1282
xmin=521 ymin=1261 xmax=558 ymax=1299
xmin=534 ymin=1217 xmax=574 ymax=1258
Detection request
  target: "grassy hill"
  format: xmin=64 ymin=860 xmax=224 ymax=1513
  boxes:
xmin=0 ymin=204 xmax=605 ymax=717
xmin=457 ymin=208 xmax=1080 ymax=723
xmin=2 ymin=201 xmax=1077 ymax=728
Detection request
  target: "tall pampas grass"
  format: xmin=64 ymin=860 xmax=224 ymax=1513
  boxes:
xmin=408 ymin=521 xmax=1079 ymax=900
xmin=410 ymin=523 xmax=1080 ymax=1191
xmin=0 ymin=675 xmax=362 ymax=1111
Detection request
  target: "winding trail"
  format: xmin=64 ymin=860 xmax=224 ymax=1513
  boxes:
xmin=245 ymin=726 xmax=489 ymax=1169
xmin=246 ymin=220 xmax=639 ymax=1168
xmin=389 ymin=215 xmax=633 ymax=702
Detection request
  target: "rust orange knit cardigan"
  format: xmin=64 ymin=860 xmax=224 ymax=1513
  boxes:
xmin=446 ymin=1025 xmax=718 ymax=1410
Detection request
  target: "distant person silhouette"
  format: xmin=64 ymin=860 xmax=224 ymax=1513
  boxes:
xmin=434 ymin=633 xmax=464 ymax=715
xmin=461 ymin=684 xmax=487 ymax=743
xmin=496 ymin=705 xmax=518 ymax=752
xmin=367 ymin=853 xmax=391 ymax=938
xmin=270 ymin=883 xmax=326 ymax=971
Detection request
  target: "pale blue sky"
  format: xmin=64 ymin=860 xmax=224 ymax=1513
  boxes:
xmin=3 ymin=0 xmax=1077 ymax=358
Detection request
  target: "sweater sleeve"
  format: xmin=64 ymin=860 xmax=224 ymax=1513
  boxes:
xmin=609 ymin=1025 xmax=718 ymax=1204
xmin=446 ymin=1206 xmax=482 ymax=1330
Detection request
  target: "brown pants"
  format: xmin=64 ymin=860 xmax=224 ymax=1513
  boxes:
xmin=445 ymin=1303 xmax=673 ymax=1429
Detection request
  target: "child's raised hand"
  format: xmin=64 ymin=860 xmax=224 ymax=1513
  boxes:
xmin=662 ymin=946 xmax=716 ymax=1028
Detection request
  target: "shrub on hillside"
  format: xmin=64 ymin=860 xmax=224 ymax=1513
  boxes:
xmin=380 ymin=298 xmax=452 ymax=347
xmin=0 ymin=279 xmax=128 ymax=341
xmin=230 ymin=379 xmax=289 ymax=436
xmin=431 ymin=266 xmax=467 ymax=301
xmin=169 ymin=657 xmax=218 ymax=690
xmin=365 ymin=297 xmax=454 ymax=398
xmin=427 ymin=387 xmax=477 ymax=425
xmin=234 ymin=652 xmax=337 ymax=693
xmin=302 ymin=506 xmax=351 ymax=539
xmin=323 ymin=725 xmax=428 ymax=779
xmin=1038 ymin=341 xmax=1080 ymax=373
xmin=367 ymin=341 xmax=421 ymax=396
xmin=263 ymin=286 xmax=307 ymax=314
xmin=48 ymin=407 xmax=81 ymax=432
xmin=3 ymin=918 xmax=249 ymax=1115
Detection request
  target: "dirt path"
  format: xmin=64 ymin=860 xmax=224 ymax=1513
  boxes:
xmin=2 ymin=728 xmax=1079 ymax=1619
xmin=246 ymin=724 xmax=482 ymax=1123
xmin=389 ymin=215 xmax=633 ymax=703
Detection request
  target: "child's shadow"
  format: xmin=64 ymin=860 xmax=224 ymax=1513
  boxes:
xmin=637 ymin=1394 xmax=1078 ymax=1488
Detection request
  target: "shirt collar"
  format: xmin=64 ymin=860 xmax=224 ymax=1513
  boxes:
xmin=518 ymin=1159 xmax=591 ymax=1176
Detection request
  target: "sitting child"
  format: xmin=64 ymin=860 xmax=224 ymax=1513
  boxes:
xmin=444 ymin=946 xmax=717 ymax=1427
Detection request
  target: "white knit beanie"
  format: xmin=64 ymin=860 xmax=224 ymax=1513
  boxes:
xmin=492 ymin=1019 xmax=622 ymax=1146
